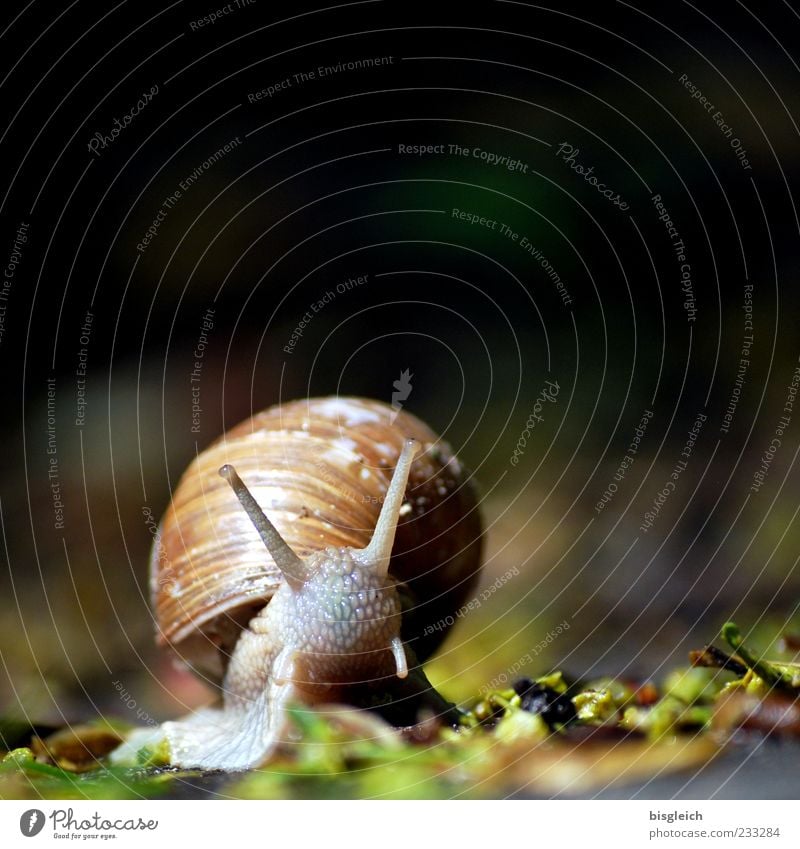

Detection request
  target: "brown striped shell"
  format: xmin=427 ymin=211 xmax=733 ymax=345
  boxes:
xmin=152 ymin=396 xmax=483 ymax=682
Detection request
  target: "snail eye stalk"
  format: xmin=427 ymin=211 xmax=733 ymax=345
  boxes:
xmin=360 ymin=439 xmax=419 ymax=577
xmin=219 ymin=463 xmax=309 ymax=591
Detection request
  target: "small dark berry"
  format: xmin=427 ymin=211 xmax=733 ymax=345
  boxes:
xmin=513 ymin=679 xmax=577 ymax=727
xmin=512 ymin=678 xmax=534 ymax=697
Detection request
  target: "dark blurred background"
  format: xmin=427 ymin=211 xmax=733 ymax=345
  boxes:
xmin=1 ymin=0 xmax=798 ymax=727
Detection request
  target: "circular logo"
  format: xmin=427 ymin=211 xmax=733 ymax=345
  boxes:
xmin=19 ymin=810 xmax=46 ymax=837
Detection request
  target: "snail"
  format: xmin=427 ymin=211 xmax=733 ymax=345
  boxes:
xmin=115 ymin=397 xmax=483 ymax=770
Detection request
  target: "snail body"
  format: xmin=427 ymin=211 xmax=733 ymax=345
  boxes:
xmin=118 ymin=397 xmax=483 ymax=770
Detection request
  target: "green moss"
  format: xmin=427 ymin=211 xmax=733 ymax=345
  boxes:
xmin=537 ymin=671 xmax=569 ymax=694
xmin=664 ymin=667 xmax=733 ymax=704
xmin=572 ymin=679 xmax=634 ymax=723
xmin=3 ymin=617 xmax=798 ymax=799
xmin=721 ymin=622 xmax=795 ymax=690
xmin=494 ymin=709 xmax=549 ymax=744
xmin=0 ymin=747 xmax=188 ymax=800
xmin=621 ymin=698 xmax=711 ymax=739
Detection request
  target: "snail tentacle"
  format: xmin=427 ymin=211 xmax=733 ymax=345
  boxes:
xmin=219 ymin=463 xmax=310 ymax=591
xmin=360 ymin=438 xmax=419 ymax=576
xmin=391 ymin=635 xmax=409 ymax=679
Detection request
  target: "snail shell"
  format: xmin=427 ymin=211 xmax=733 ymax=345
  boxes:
xmin=152 ymin=396 xmax=483 ymax=683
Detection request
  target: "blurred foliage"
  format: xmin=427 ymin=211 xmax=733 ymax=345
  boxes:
xmin=3 ymin=619 xmax=800 ymax=799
